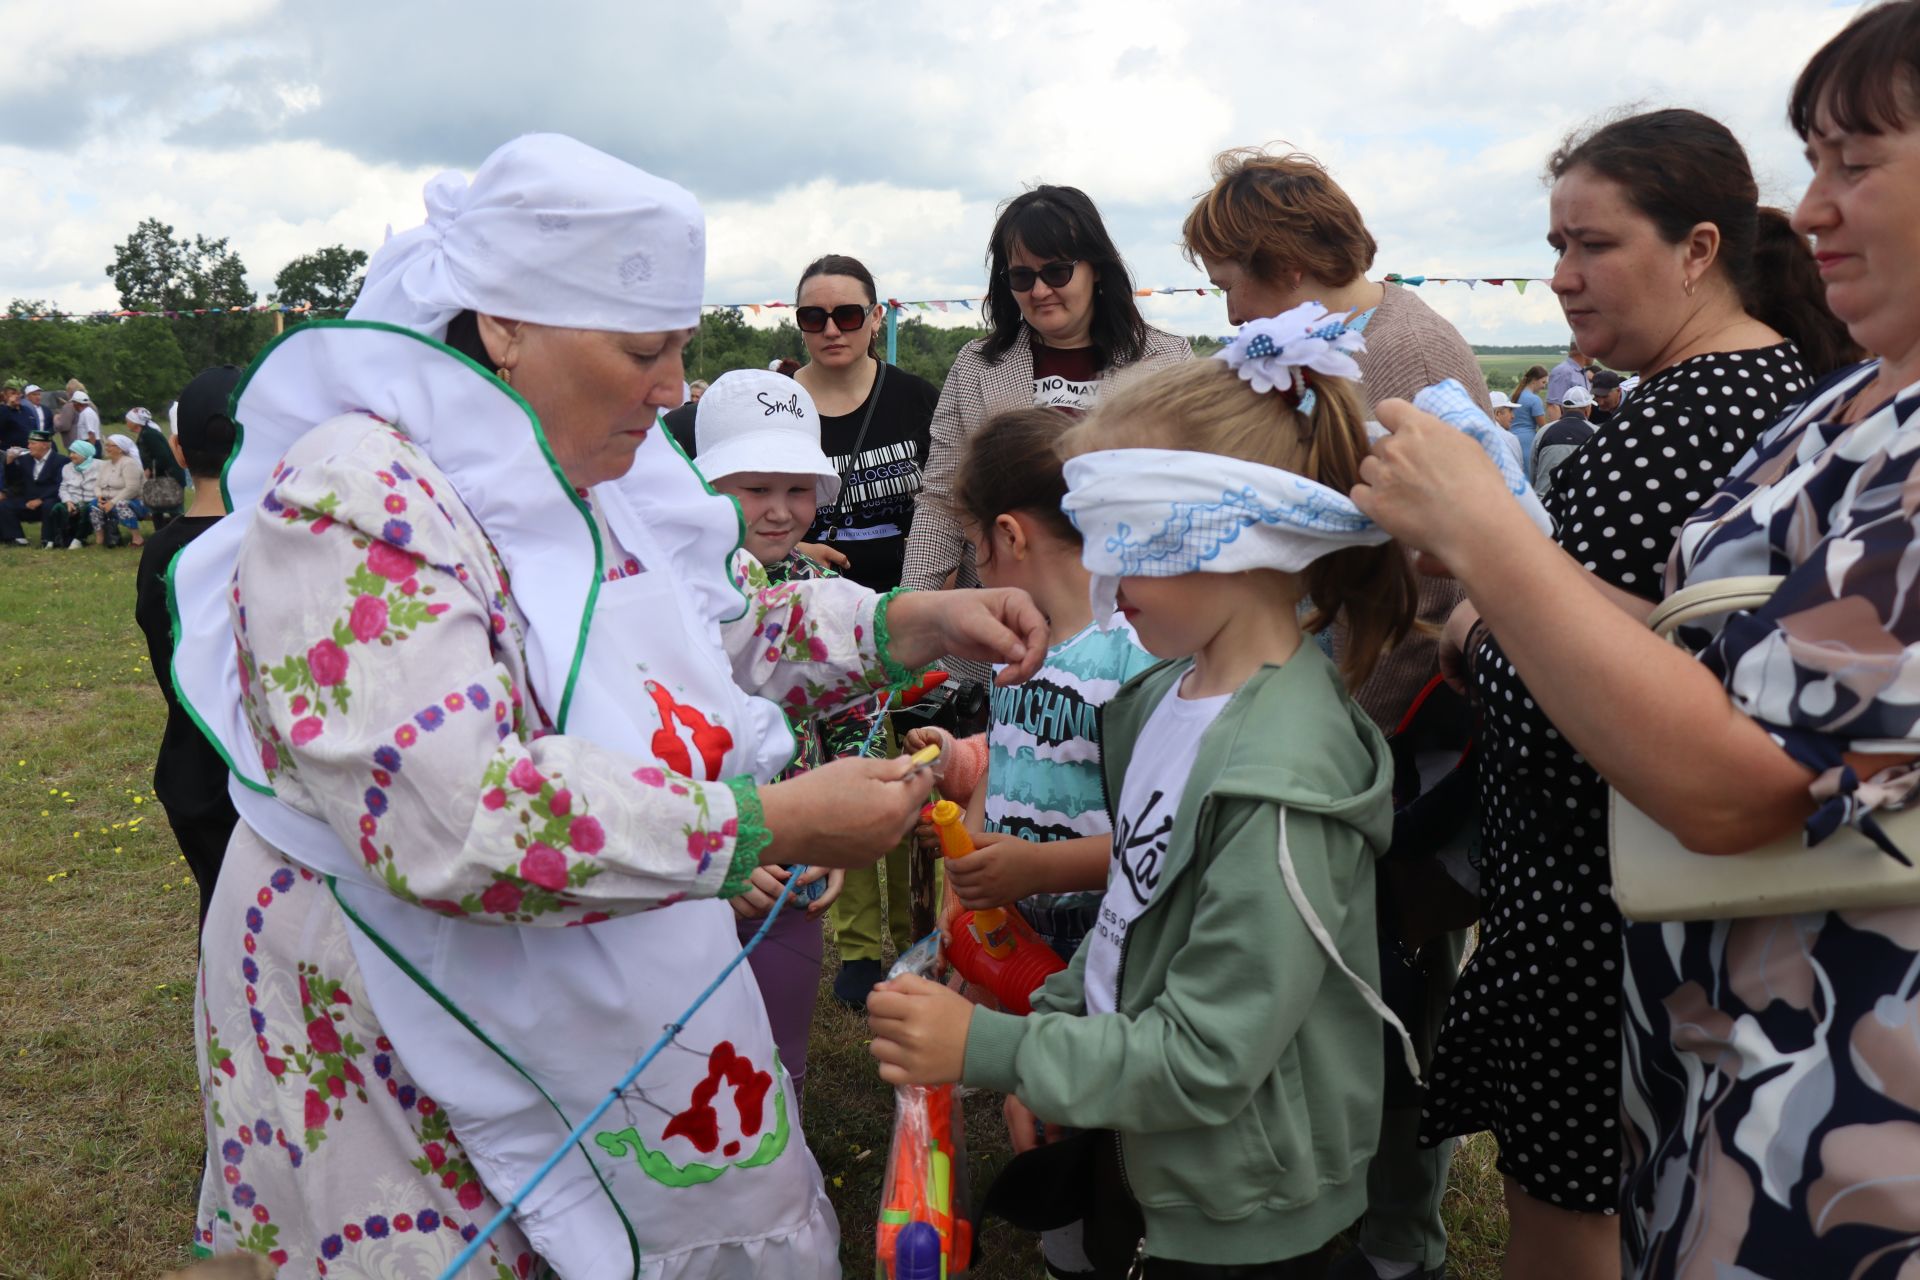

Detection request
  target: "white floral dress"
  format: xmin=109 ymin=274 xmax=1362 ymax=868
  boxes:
xmin=191 ymin=417 xmax=902 ymax=1276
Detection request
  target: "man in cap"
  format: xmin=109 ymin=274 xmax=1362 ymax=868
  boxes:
xmin=67 ymin=389 xmax=101 ymax=453
xmin=19 ymin=384 xmax=51 ymax=438
xmin=1488 ymin=388 xmax=1533 ymax=472
xmin=1531 ymin=384 xmax=1597 ymax=497
xmin=0 ymin=430 xmax=67 ymax=546
xmin=1588 ymin=369 xmax=1626 ymax=426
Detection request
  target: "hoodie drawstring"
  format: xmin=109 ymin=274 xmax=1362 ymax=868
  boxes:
xmin=1275 ymin=805 xmax=1424 ymax=1086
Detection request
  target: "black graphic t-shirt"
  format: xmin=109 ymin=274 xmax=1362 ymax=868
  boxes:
xmin=662 ymin=363 xmax=937 ymax=592
xmin=1031 ymin=344 xmax=1102 ymax=415
xmin=1082 ymin=681 xmax=1229 ymax=1014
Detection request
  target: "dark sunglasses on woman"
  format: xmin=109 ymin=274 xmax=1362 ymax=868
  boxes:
xmin=795 ymin=303 xmax=874 ymax=334
xmin=1005 ymin=260 xmax=1077 ymax=292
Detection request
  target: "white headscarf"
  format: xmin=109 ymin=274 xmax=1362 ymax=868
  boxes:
xmin=106 ymin=432 xmax=140 ymax=465
xmin=1064 ymin=306 xmax=1553 ymax=626
xmin=347 ymin=132 xmax=706 ymax=339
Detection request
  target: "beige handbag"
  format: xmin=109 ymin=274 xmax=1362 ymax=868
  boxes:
xmin=1608 ymin=574 xmax=1920 ymax=922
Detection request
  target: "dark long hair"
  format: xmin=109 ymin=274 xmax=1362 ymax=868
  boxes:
xmin=796 ymin=253 xmax=881 ymax=360
xmin=980 ymin=185 xmax=1148 ymax=367
xmin=1548 ymin=108 xmax=1857 ymax=376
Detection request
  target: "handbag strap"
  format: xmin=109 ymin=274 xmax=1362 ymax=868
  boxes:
xmin=1646 ymin=574 xmax=1785 ymax=641
xmin=822 ymin=360 xmax=887 ymax=531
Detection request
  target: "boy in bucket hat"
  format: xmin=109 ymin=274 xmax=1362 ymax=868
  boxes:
xmin=690 ymin=368 xmax=861 ymax=1101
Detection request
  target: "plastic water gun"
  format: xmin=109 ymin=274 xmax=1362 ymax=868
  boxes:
xmin=875 ymin=1078 xmax=973 ymax=1276
xmin=928 ymin=800 xmax=1066 ymax=1016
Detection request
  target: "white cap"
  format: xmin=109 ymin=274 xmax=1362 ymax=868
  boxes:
xmin=1487 ymin=390 xmax=1516 ymax=410
xmin=1560 ymin=384 xmax=1594 ymax=408
xmin=22 ymin=384 xmax=39 ymax=395
xmin=692 ymin=370 xmax=842 ymax=505
xmin=70 ymin=390 xmax=90 ymax=405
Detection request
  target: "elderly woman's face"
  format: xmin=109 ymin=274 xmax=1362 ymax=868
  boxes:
xmin=492 ymin=321 xmax=693 ymax=487
xmin=105 ymin=441 xmax=124 ymax=461
xmin=1794 ymin=103 xmax=1920 ymax=366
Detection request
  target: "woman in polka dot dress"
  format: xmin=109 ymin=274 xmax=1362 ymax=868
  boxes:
xmin=1416 ymin=108 xmax=1857 ymax=1277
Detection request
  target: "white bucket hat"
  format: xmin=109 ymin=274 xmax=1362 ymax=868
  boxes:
xmin=692 ymin=369 xmax=842 ymax=504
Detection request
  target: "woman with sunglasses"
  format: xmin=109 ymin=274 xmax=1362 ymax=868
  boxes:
xmin=786 ymin=254 xmax=940 ymax=595
xmin=901 ymin=184 xmax=1190 ymax=663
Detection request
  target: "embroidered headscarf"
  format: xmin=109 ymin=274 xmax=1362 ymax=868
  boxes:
xmin=348 ymin=132 xmax=706 ymax=339
xmin=1064 ymin=304 xmax=1553 ymax=624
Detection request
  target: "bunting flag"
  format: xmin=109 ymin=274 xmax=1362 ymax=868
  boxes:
xmin=1 ymin=275 xmax=1554 ymax=324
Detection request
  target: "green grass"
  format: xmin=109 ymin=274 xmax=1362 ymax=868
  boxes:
xmin=0 ymin=546 xmax=1507 ymax=1278
xmin=1476 ymin=352 xmax=1562 ymax=396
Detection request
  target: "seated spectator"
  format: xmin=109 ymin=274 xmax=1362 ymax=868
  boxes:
xmin=47 ymin=440 xmax=99 ymax=548
xmin=0 ymin=430 xmax=65 ymax=547
xmin=1531 ymin=385 xmax=1596 ymax=496
xmin=135 ymin=365 xmax=243 ymax=925
xmin=94 ymin=434 xmax=149 ymax=548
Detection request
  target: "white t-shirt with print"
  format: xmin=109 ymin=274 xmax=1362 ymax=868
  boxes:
xmin=1082 ymin=680 xmax=1229 ymax=1015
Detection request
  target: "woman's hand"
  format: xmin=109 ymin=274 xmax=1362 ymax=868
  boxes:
xmin=881 ymin=589 xmax=1049 ymax=687
xmin=1439 ymin=600 xmax=1481 ymax=695
xmin=1352 ymin=399 xmax=1539 ymax=581
xmin=758 ymin=754 xmax=934 ymax=868
xmin=868 ymin=972 xmax=974 ymax=1086
xmin=946 ymin=831 xmax=1043 ymax=910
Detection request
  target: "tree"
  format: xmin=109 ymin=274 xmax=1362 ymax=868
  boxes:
xmin=272 ymin=245 xmax=368 ymax=315
xmin=104 ymin=218 xmax=262 ymax=371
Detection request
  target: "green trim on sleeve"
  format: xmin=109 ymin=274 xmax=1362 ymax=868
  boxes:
xmin=720 ymin=776 xmax=771 ymax=899
xmin=872 ymin=587 xmax=925 ymax=690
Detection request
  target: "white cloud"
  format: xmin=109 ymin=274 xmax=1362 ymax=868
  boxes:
xmin=0 ymin=0 xmax=1869 ymax=347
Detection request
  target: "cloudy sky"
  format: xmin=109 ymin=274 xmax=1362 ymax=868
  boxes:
xmin=0 ymin=0 xmax=1861 ymax=346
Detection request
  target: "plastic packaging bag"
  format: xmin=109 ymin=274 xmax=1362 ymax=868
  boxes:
xmin=875 ymin=937 xmax=973 ymax=1278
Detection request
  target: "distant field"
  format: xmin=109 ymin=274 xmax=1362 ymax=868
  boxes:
xmin=1476 ymin=351 xmax=1562 ymax=393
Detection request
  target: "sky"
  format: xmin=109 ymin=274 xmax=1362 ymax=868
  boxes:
xmin=0 ymin=0 xmax=1864 ymax=347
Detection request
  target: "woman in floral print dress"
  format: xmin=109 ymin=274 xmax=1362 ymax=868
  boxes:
xmin=170 ymin=135 xmax=1046 ymax=1278
xmin=1353 ymin=6 xmax=1920 ymax=1272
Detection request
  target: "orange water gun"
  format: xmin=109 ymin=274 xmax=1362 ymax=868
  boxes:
xmin=875 ymin=1082 xmax=973 ymax=1277
xmin=929 ymin=800 xmax=1066 ymax=1017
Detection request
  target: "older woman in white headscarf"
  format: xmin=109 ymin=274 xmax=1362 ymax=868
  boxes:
xmin=170 ymin=134 xmax=1046 ymax=1278
xmin=91 ymin=431 xmax=148 ymax=546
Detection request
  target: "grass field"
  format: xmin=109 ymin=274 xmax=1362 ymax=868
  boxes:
xmin=0 ymin=546 xmax=1508 ymax=1278
xmin=1476 ymin=352 xmax=1563 ymax=396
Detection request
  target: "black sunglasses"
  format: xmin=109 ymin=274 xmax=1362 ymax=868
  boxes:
xmin=795 ymin=303 xmax=874 ymax=334
xmin=1005 ymin=260 xmax=1078 ymax=292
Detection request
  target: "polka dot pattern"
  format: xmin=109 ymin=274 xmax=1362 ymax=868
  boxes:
xmin=1417 ymin=343 xmax=1811 ymax=1210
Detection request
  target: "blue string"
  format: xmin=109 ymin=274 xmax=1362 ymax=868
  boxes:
xmin=436 ymin=687 xmax=899 ymax=1277
xmin=435 ymin=867 xmax=805 ymax=1279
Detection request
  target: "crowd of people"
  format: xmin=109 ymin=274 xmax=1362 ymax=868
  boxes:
xmin=0 ymin=380 xmax=188 ymax=548
xmin=37 ymin=2 xmax=1920 ymax=1276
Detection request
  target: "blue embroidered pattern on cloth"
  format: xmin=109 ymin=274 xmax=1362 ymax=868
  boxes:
xmin=1103 ymin=478 xmax=1376 ymax=579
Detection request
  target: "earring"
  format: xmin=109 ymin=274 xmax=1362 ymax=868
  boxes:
xmin=497 ymin=366 xmax=512 ymax=386
xmin=1682 ymin=278 xmax=1695 ymax=298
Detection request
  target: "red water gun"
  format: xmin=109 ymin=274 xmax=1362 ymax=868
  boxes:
xmin=929 ymin=800 xmax=1066 ymax=1016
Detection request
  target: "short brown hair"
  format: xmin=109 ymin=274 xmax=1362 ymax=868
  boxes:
xmin=1182 ymin=148 xmax=1378 ymax=289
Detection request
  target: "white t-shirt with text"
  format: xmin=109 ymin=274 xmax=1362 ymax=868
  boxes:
xmin=1082 ymin=681 xmax=1229 ymax=1015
